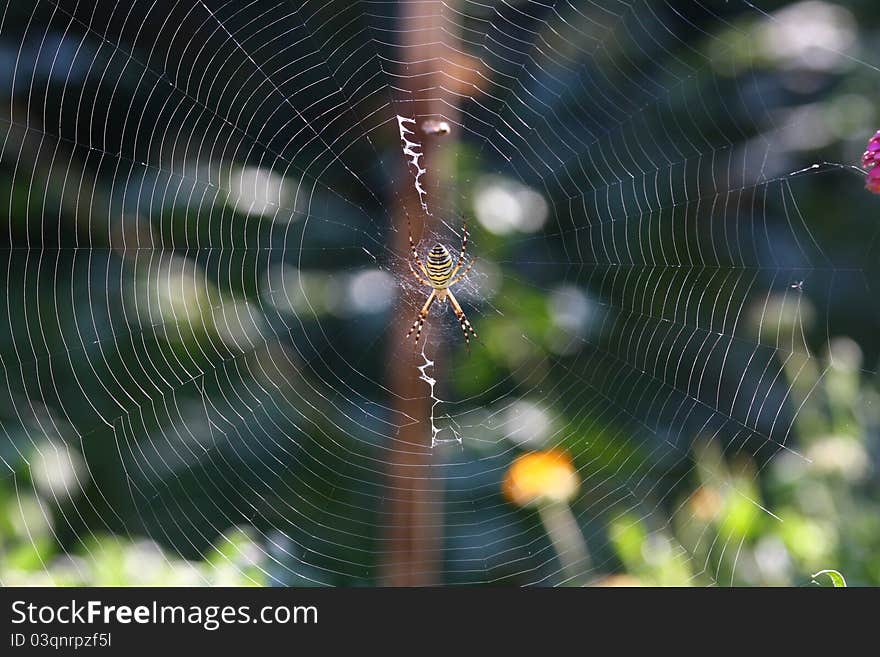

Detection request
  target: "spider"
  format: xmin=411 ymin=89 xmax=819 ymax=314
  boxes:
xmin=405 ymin=218 xmax=479 ymax=348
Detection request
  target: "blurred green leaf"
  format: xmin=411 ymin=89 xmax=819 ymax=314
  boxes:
xmin=812 ymin=569 xmax=847 ymax=588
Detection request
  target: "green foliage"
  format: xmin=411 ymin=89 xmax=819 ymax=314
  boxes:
xmin=595 ymin=339 xmax=880 ymax=586
xmin=812 ymin=570 xmax=847 ymax=588
xmin=0 ymin=479 xmax=264 ymax=586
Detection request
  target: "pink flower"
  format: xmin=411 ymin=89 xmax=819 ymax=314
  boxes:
xmin=867 ymin=165 xmax=880 ymax=195
xmin=862 ymin=131 xmax=880 ymax=194
xmin=863 ymin=130 xmax=880 ymax=170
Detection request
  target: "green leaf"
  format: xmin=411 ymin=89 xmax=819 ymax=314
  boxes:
xmin=811 ymin=569 xmax=847 ymax=587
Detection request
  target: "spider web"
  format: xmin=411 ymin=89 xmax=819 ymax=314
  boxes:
xmin=0 ymin=0 xmax=878 ymax=586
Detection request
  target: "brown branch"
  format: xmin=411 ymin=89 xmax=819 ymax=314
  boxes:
xmin=382 ymin=0 xmax=461 ymax=586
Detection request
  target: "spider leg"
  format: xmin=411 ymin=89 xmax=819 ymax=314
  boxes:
xmin=446 ymin=290 xmax=478 ymax=349
xmin=448 ymin=255 xmax=476 ymax=287
xmin=447 ymin=218 xmax=471 ymax=281
xmin=406 ymin=290 xmax=437 ymax=345
xmin=458 ymin=219 xmax=469 ymax=263
xmin=408 ymin=260 xmax=432 ymax=287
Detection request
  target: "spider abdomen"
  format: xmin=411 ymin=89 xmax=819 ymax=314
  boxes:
xmin=405 ymin=220 xmax=479 ymax=349
xmin=426 ymin=243 xmax=454 ymax=288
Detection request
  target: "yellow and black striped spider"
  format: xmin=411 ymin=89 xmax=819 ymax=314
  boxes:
xmin=405 ymin=219 xmax=478 ymax=347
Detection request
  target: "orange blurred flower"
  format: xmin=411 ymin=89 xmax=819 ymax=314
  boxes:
xmin=503 ymin=449 xmax=579 ymax=507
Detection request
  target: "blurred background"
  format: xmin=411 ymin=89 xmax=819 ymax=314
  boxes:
xmin=1 ymin=0 xmax=879 ymax=586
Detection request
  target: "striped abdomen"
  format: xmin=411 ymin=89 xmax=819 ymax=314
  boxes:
xmin=426 ymin=243 xmax=454 ymax=288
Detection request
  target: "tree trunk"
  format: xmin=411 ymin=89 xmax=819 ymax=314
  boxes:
xmin=382 ymin=0 xmax=460 ymax=586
